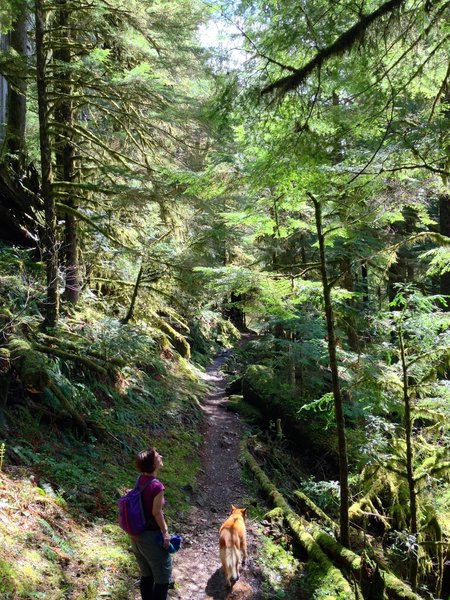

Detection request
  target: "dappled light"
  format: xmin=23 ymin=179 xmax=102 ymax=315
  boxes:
xmin=0 ymin=0 xmax=449 ymax=598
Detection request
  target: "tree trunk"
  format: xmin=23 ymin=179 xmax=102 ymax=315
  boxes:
xmin=35 ymin=0 xmax=59 ymax=328
xmin=0 ymin=2 xmax=40 ymax=247
xmin=122 ymin=263 xmax=143 ymax=324
xmin=310 ymin=192 xmax=350 ymax=548
xmin=2 ymin=1 xmax=27 ymax=166
xmin=399 ymin=328 xmax=418 ymax=591
xmin=341 ymin=255 xmax=359 ymax=352
xmin=228 ymin=292 xmax=247 ymax=330
xmin=361 ymin=261 xmax=369 ymax=305
xmin=439 ymin=193 xmax=450 ymax=309
xmin=387 ymin=209 xmax=416 ymax=306
xmin=54 ymin=0 xmax=80 ymax=304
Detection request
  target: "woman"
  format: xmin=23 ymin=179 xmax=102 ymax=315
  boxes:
xmin=130 ymin=448 xmax=172 ymax=600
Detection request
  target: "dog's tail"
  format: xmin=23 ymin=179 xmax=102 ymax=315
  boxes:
xmin=220 ymin=537 xmax=241 ymax=584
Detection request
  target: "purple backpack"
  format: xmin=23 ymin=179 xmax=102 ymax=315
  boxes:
xmin=118 ymin=477 xmax=154 ymax=535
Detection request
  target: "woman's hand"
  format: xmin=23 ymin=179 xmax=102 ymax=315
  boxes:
xmin=162 ymin=533 xmax=171 ymax=550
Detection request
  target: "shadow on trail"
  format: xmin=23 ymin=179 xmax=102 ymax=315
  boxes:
xmin=205 ymin=568 xmax=255 ymax=600
xmin=205 ymin=568 xmax=228 ymax=599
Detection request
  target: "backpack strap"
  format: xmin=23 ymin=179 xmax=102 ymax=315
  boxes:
xmin=136 ymin=476 xmax=158 ymax=529
xmin=136 ymin=475 xmax=155 ymax=491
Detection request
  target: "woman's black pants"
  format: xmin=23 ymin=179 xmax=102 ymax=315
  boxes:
xmin=140 ymin=575 xmax=169 ymax=600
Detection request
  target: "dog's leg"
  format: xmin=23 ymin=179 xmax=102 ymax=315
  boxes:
xmin=242 ymin=533 xmax=248 ymax=566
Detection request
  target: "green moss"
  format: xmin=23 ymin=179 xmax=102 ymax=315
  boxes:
xmin=0 ymin=559 xmax=16 ymax=596
xmin=8 ymin=337 xmax=51 ymax=391
xmin=303 ymin=561 xmax=352 ymax=600
xmin=256 ymin=534 xmax=304 ymax=598
xmin=226 ymin=394 xmax=263 ymax=424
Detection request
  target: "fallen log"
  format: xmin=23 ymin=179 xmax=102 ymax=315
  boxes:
xmin=241 ymin=439 xmax=354 ymax=597
xmin=242 ymin=438 xmax=423 ymax=600
xmin=37 ymin=333 xmax=126 ymax=366
xmin=9 ymin=337 xmax=51 ymax=391
xmin=309 ymin=524 xmax=422 ymax=600
xmin=34 ymin=343 xmax=108 ymax=376
xmin=293 ymin=490 xmax=339 ymax=534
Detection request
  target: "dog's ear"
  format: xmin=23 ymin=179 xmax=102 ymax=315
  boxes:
xmin=242 ymin=508 xmax=247 ymax=518
xmin=231 ymin=504 xmax=236 ymax=512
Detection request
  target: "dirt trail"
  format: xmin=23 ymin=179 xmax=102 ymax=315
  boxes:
xmin=169 ymin=351 xmax=264 ymax=600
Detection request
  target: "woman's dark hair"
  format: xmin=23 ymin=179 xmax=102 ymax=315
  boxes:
xmin=136 ymin=448 xmax=157 ymax=473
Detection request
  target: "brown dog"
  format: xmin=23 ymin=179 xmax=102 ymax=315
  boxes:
xmin=219 ymin=505 xmax=247 ymax=587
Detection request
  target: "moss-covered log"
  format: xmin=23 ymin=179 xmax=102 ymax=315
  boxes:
xmin=293 ymin=490 xmax=339 ymax=533
xmin=308 ymin=522 xmax=422 ymax=600
xmin=9 ymin=337 xmax=51 ymax=391
xmin=241 ymin=439 xmax=354 ymax=597
xmin=37 ymin=333 xmax=126 ymax=366
xmin=154 ymin=315 xmax=191 ymax=358
xmin=34 ymin=343 xmax=108 ymax=376
xmin=242 ymin=439 xmax=422 ymax=600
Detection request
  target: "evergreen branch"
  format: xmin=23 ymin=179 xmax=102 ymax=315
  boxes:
xmin=49 ymin=122 xmax=148 ymax=169
xmin=347 ymin=101 xmax=394 ymax=184
xmin=429 ymin=60 xmax=450 ymax=121
xmin=377 ymin=163 xmax=450 ymax=177
xmin=406 ymin=346 xmax=450 ymax=370
xmin=55 ymin=202 xmax=137 ymax=250
xmin=52 ymin=181 xmax=117 ymax=195
xmin=261 ymin=0 xmax=406 ymax=96
xmin=233 ymin=21 xmax=297 ymax=73
xmin=387 ymin=34 xmax=450 ymax=109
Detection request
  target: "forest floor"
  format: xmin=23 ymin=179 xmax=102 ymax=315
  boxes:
xmin=161 ymin=350 xmax=266 ymax=600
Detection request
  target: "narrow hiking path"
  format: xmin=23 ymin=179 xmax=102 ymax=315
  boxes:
xmin=169 ymin=350 xmax=265 ymax=600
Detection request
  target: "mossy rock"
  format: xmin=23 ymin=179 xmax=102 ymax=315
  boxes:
xmin=0 ymin=347 xmax=10 ymax=374
xmin=225 ymin=376 xmax=242 ymax=395
xmin=226 ymin=394 xmax=263 ymax=425
xmin=216 ymin=319 xmax=240 ymax=346
xmin=244 ymin=364 xmax=275 ymax=391
xmin=242 ymin=365 xmax=275 ymax=411
xmin=8 ymin=337 xmax=50 ymax=391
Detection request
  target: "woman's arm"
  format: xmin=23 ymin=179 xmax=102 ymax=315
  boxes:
xmin=152 ymin=491 xmax=170 ymax=549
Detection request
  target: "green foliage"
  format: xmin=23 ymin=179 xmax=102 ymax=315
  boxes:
xmin=1 ymin=0 xmax=450 ymax=596
xmin=298 ymin=393 xmax=335 ymax=430
xmin=256 ymin=533 xmax=303 ymax=599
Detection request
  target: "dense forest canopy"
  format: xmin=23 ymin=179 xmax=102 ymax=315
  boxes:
xmin=0 ymin=0 xmax=449 ymax=598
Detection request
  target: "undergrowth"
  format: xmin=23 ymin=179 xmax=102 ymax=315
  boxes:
xmin=0 ymin=246 xmax=233 ymax=599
